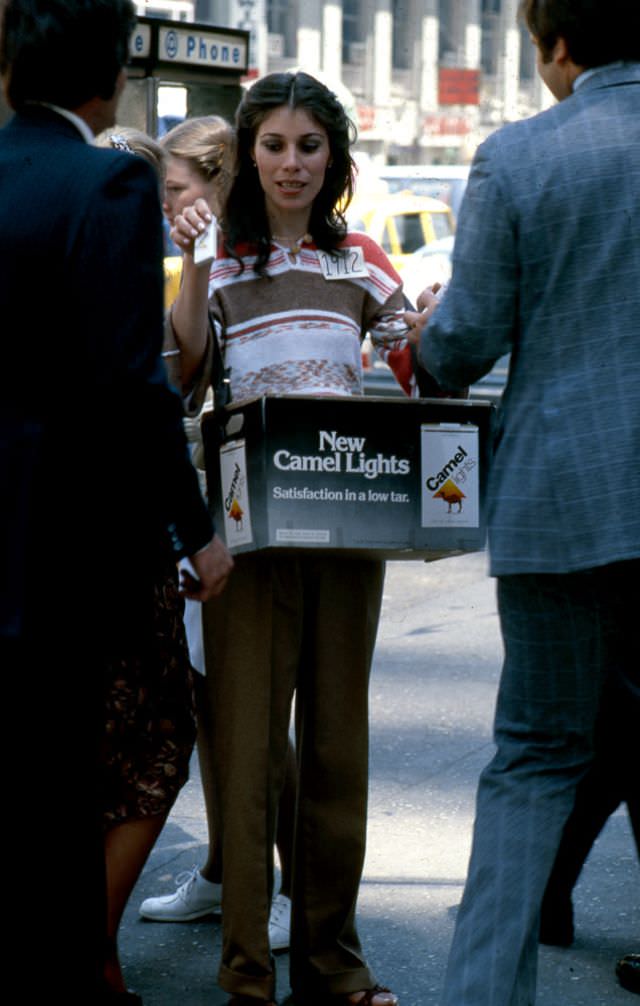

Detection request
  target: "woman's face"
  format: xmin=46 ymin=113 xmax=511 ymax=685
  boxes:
xmin=251 ymin=105 xmax=331 ymax=229
xmin=162 ymin=155 xmax=218 ymax=224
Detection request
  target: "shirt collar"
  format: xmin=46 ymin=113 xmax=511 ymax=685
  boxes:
xmin=573 ymin=61 xmax=626 ymax=91
xmin=35 ymin=102 xmax=95 ymax=143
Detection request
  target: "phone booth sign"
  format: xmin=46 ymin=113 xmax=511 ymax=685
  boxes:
xmin=124 ymin=16 xmax=250 ymax=135
xmin=130 ymin=18 xmax=249 ymax=75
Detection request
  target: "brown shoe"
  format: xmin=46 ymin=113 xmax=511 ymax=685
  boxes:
xmin=616 ymin=955 xmax=640 ymax=996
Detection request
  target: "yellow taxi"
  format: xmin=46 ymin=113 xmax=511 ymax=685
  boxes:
xmin=164 ymin=255 xmax=183 ymax=311
xmin=346 ymin=190 xmax=455 ymax=275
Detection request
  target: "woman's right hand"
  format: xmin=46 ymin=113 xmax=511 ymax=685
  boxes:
xmin=166 ymin=197 xmax=216 ymax=390
xmin=171 ymin=198 xmax=213 ymax=257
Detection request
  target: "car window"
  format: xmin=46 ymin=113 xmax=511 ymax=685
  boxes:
xmin=386 ymin=178 xmax=453 ymax=206
xmin=380 ymin=174 xmax=468 ymax=219
xmin=432 ymin=212 xmax=454 ymax=240
xmin=381 ymin=220 xmax=393 ymax=253
xmin=394 ymin=212 xmax=425 ymax=254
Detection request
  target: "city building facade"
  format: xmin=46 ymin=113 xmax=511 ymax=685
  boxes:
xmin=135 ymin=0 xmax=554 ymax=163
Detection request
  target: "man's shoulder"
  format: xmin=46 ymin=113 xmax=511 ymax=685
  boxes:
xmin=480 ymin=102 xmax=561 ymax=162
xmin=0 ymin=108 xmax=155 ymax=190
xmin=478 ymin=73 xmax=639 ymax=197
xmin=484 ymin=63 xmax=640 ymax=159
xmin=0 ymin=106 xmax=85 ymax=156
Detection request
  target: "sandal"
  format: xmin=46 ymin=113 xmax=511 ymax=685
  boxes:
xmin=346 ymin=987 xmax=399 ymax=1006
xmin=291 ymin=984 xmax=398 ymax=1006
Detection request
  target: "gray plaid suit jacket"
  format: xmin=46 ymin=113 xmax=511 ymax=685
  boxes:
xmin=421 ymin=62 xmax=640 ymax=576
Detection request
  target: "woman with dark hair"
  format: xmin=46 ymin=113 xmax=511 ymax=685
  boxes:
xmin=165 ymin=72 xmax=406 ymax=1006
xmin=224 ymin=71 xmax=355 ymax=274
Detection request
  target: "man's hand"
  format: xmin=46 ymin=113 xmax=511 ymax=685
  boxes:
xmin=403 ymin=309 xmax=427 ymax=346
xmin=403 ymin=285 xmax=443 ymax=347
xmin=416 ymin=282 xmax=442 ymax=312
xmin=180 ymin=534 xmax=234 ymax=601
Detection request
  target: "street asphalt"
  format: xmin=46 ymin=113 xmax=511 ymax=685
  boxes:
xmin=121 ymin=551 xmax=639 ymax=1005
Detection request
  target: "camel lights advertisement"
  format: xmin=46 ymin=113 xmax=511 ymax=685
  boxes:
xmin=208 ymin=397 xmax=488 ymax=559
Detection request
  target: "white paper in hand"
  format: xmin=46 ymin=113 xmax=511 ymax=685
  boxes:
xmin=193 ymin=218 xmax=217 ymax=265
xmin=178 ymin=558 xmax=206 ymax=675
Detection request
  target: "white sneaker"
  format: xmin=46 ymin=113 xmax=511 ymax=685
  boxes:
xmin=268 ymin=893 xmax=291 ymax=951
xmin=139 ymin=866 xmax=222 ymax=921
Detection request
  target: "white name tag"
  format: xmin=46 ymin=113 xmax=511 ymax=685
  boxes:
xmin=317 ymin=247 xmax=369 ymax=280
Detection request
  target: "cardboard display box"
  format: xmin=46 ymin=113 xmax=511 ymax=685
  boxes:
xmin=202 ymin=395 xmax=495 ymax=560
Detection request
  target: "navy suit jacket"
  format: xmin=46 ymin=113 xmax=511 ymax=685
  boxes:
xmin=0 ymin=107 xmax=212 ymax=638
xmin=421 ymin=63 xmax=640 ymax=576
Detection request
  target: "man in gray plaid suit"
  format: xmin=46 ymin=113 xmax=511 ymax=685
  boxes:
xmin=407 ymin=1 xmax=640 ymax=1003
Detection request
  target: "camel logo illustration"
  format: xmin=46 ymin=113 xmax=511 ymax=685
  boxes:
xmin=224 ymin=462 xmax=246 ymax=532
xmin=420 ymin=424 xmax=479 ymax=529
xmin=219 ymin=441 xmax=254 ymax=547
xmin=228 ymin=496 xmax=244 ymax=530
xmin=432 ymin=478 xmax=465 ymax=513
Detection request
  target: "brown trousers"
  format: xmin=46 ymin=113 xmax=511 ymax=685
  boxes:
xmin=199 ymin=552 xmax=385 ymax=1000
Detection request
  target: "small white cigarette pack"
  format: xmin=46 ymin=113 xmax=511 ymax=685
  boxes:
xmin=193 ymin=218 xmax=217 ymax=264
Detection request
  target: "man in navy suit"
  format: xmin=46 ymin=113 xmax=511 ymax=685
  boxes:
xmin=406 ymin=1 xmax=639 ymax=1003
xmin=0 ymin=1 xmax=231 ymax=999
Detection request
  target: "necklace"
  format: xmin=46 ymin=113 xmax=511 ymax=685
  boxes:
xmin=271 ymin=231 xmax=313 ymax=256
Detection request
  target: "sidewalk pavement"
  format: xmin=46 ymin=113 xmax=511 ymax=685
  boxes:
xmin=121 ymin=552 xmax=639 ymax=1005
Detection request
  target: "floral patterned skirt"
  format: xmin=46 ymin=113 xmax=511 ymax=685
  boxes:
xmin=103 ymin=566 xmax=196 ymax=827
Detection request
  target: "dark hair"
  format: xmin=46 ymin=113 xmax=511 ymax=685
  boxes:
xmin=0 ymin=0 xmax=136 ymax=110
xmin=225 ymin=71 xmax=357 ymax=275
xmin=519 ymin=0 xmax=640 ymax=66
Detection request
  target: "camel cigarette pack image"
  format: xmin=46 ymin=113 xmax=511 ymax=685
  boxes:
xmin=202 ymin=395 xmax=494 ymax=560
xmin=420 ymin=424 xmax=480 ymax=529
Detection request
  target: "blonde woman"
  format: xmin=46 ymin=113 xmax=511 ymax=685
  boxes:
xmin=140 ymin=115 xmax=297 ymax=953
xmin=161 ymin=115 xmax=234 ymax=221
xmin=159 ymin=116 xmax=234 ymax=307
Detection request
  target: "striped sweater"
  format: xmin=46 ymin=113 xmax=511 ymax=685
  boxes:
xmin=166 ymin=231 xmax=409 ymax=410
